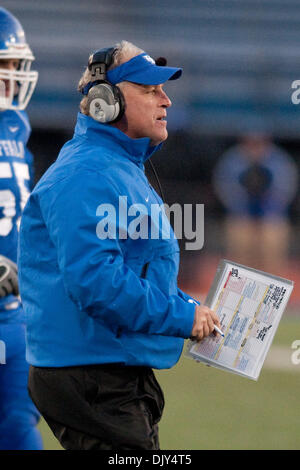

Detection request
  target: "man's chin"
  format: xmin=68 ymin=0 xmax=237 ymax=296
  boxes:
xmin=150 ymin=132 xmax=168 ymax=147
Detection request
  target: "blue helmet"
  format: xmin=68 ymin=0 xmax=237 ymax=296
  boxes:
xmin=0 ymin=7 xmax=38 ymax=110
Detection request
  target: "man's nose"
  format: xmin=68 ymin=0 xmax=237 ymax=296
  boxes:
xmin=161 ymin=90 xmax=172 ymax=108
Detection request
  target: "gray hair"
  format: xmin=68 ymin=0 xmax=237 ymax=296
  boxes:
xmin=78 ymin=40 xmax=144 ymax=115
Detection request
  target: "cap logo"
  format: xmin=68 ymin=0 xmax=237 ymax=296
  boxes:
xmin=143 ymin=55 xmax=155 ymax=64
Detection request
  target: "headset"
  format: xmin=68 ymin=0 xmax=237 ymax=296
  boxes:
xmin=82 ymin=47 xmax=125 ymax=124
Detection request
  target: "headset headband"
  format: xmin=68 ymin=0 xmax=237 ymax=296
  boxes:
xmin=88 ymin=47 xmax=117 ymax=81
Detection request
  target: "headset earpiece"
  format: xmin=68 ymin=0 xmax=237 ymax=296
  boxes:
xmin=84 ymin=47 xmax=125 ymax=123
xmin=87 ymin=82 xmax=125 ymax=123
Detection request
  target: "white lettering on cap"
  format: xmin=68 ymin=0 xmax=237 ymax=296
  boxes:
xmin=143 ymin=55 xmax=155 ymax=64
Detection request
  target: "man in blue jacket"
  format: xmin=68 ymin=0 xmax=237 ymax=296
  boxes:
xmin=18 ymin=40 xmax=220 ymax=450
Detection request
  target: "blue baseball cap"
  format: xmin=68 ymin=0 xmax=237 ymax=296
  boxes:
xmin=106 ymin=52 xmax=182 ymax=85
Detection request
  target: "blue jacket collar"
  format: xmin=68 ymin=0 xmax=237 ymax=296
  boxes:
xmin=74 ymin=112 xmax=162 ymax=164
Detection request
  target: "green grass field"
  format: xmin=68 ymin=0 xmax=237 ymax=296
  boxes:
xmin=38 ymin=315 xmax=300 ymax=450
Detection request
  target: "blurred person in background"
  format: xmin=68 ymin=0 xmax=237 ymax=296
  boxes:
xmin=0 ymin=8 xmax=42 ymax=450
xmin=213 ymin=133 xmax=298 ymax=274
xmin=18 ymin=40 xmax=221 ymax=450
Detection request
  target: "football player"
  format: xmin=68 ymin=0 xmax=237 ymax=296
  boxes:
xmin=0 ymin=7 xmax=42 ymax=449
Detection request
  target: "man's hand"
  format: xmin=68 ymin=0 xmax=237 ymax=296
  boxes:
xmin=191 ymin=305 xmax=222 ymax=342
xmin=0 ymin=255 xmax=19 ymax=297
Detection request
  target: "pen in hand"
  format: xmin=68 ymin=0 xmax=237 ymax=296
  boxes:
xmin=213 ymin=324 xmax=225 ymax=337
xmin=188 ymin=298 xmax=224 ymax=340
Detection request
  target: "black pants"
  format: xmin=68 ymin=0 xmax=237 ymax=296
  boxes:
xmin=28 ymin=363 xmax=165 ymax=450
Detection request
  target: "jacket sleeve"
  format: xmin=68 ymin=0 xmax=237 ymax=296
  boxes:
xmin=39 ymin=169 xmax=195 ymax=339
